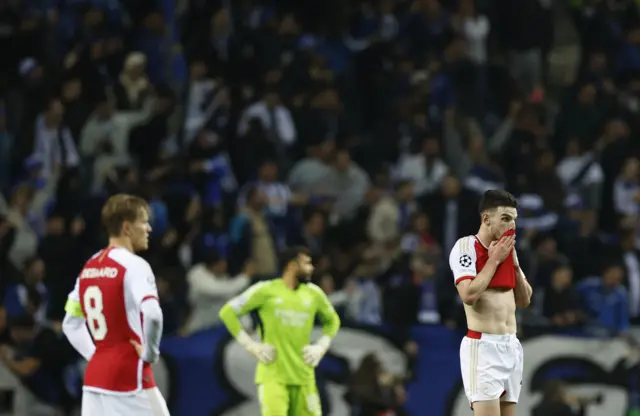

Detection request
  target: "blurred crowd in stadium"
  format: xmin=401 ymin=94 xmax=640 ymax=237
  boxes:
xmin=1 ymin=0 xmax=640 ymax=414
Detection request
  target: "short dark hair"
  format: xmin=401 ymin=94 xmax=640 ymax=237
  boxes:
xmin=601 ymin=261 xmax=624 ymax=274
xmin=244 ymin=185 xmax=259 ymax=202
xmin=302 ymin=208 xmax=324 ymax=224
xmin=280 ymin=246 xmax=311 ymax=270
xmin=394 ymin=179 xmax=413 ymax=192
xmin=478 ymin=190 xmax=518 ymax=214
xmin=203 ymin=251 xmax=222 ymax=267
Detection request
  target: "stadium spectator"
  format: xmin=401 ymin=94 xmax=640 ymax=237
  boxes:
xmin=541 ymin=265 xmax=582 ymax=328
xmin=229 ymin=186 xmax=278 ymax=277
xmin=4 ymin=185 xmax=39 ymax=272
xmin=237 ymin=88 xmax=297 ymax=161
xmin=325 ymin=149 xmax=370 ymax=222
xmin=317 ymin=272 xmax=351 ymax=316
xmin=3 ymin=257 xmax=48 ymax=324
xmin=610 ymin=228 xmax=640 ymax=323
xmin=395 ymin=136 xmax=449 ymax=197
xmin=287 ymin=140 xmax=335 ymax=193
xmin=184 ymin=253 xmax=251 ymax=334
xmin=0 ymin=315 xmax=67 ymax=414
xmin=613 ymin=157 xmax=640 ymax=219
xmin=528 ymin=234 xmax=569 ymax=288
xmin=287 ymin=209 xmax=326 ymax=256
xmin=80 ymin=98 xmax=141 ymax=194
xmin=423 ymin=175 xmax=478 ymax=254
xmin=38 ymin=215 xmax=85 ymax=322
xmin=183 ymin=58 xmax=217 ymax=144
xmin=400 ymin=211 xmax=439 ymax=255
xmin=346 ymin=353 xmax=407 ymax=416
xmin=576 ymin=264 xmax=630 ymax=336
xmin=556 ymin=137 xmax=604 ymax=215
xmin=32 ymin=98 xmax=80 ymax=181
xmin=113 ymin=52 xmax=152 ymax=112
xmin=367 ymin=180 xmax=415 ymax=249
xmin=345 ymin=248 xmax=385 ymax=325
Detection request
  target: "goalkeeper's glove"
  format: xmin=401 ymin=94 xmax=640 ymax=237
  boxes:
xmin=237 ymin=331 xmax=276 ymax=364
xmin=302 ymin=335 xmax=332 ymax=367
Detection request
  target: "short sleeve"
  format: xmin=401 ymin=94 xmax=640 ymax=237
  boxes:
xmin=449 ymin=236 xmax=477 ymax=285
xmin=125 ymin=259 xmax=159 ymax=306
xmin=64 ymin=278 xmax=84 ymax=318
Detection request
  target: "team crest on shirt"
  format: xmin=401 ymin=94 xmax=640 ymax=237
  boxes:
xmin=147 ymin=275 xmax=156 ymax=288
xmin=459 ymin=254 xmax=473 ymax=268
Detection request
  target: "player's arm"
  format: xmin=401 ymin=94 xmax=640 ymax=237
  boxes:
xmin=450 ymin=237 xmax=502 ymax=305
xmin=314 ymin=284 xmax=341 ymax=338
xmin=62 ymin=278 xmax=96 ymax=361
xmin=139 ymin=297 xmax=163 ymax=363
xmin=219 ymin=282 xmax=275 ymax=363
xmin=512 ymin=250 xmax=532 ymax=308
xmin=219 ymin=281 xmax=269 ymax=336
xmin=303 ymin=284 xmax=341 ymax=367
xmin=126 ymin=262 xmax=163 ymax=363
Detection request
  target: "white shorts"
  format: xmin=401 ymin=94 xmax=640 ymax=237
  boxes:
xmin=459 ymin=331 xmax=523 ymax=407
xmin=81 ymin=387 xmax=170 ymax=416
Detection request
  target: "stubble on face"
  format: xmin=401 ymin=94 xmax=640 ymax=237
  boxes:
xmin=489 ymin=206 xmax=518 ymax=240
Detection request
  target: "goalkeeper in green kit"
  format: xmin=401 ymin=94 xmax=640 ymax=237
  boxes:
xmin=219 ymin=246 xmax=341 ymax=416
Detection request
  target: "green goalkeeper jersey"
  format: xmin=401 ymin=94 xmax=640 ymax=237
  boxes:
xmin=219 ymin=279 xmax=341 ymax=385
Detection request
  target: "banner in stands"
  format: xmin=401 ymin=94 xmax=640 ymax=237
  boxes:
xmin=0 ymin=326 xmax=634 ymax=416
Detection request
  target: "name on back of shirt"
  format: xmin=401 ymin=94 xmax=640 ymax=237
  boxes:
xmin=81 ymin=267 xmax=119 ymax=279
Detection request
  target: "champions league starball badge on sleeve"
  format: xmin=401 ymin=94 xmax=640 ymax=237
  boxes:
xmin=459 ymin=254 xmax=473 ymax=268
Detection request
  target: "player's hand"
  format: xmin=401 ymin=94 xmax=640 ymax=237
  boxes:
xmin=488 ymin=235 xmax=515 ymax=264
xmin=236 ymin=330 xmax=276 ymax=364
xmin=130 ymin=340 xmax=143 ymax=357
xmin=131 ymin=339 xmax=160 ymax=363
xmin=302 ymin=344 xmax=327 ymax=367
xmin=246 ymin=342 xmax=276 ymax=364
xmin=302 ymin=336 xmax=332 ymax=367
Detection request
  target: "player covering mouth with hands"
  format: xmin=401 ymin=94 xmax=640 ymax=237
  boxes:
xmin=219 ymin=246 xmax=341 ymax=416
xmin=449 ymin=190 xmax=533 ymax=416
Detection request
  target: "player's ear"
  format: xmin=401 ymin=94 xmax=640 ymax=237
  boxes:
xmin=121 ymin=222 xmax=130 ymax=237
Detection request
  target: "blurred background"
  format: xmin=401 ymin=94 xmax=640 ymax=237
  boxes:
xmin=0 ymin=0 xmax=640 ymax=415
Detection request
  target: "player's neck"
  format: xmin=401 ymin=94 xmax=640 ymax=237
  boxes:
xmin=282 ymin=273 xmax=298 ymax=290
xmin=107 ymin=237 xmax=134 ymax=253
xmin=476 ymin=227 xmax=494 ymax=248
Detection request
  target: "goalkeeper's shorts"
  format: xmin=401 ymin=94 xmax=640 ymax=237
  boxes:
xmin=257 ymin=382 xmax=321 ymax=416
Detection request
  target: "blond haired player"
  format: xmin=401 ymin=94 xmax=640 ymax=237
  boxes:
xmin=62 ymin=194 xmax=170 ymax=415
xmin=449 ymin=190 xmax=533 ymax=416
